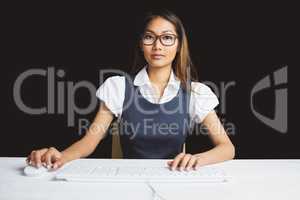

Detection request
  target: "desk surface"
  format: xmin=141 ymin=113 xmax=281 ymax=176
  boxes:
xmin=0 ymin=157 xmax=300 ymax=200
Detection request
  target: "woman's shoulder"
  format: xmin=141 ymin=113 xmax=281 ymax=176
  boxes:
xmin=99 ymin=75 xmax=126 ymax=89
xmin=96 ymin=75 xmax=126 ymax=97
xmin=189 ymin=81 xmax=219 ymax=122
xmin=103 ymin=75 xmax=125 ymax=83
xmin=96 ymin=75 xmax=126 ymax=117
xmin=190 ymin=81 xmax=217 ymax=97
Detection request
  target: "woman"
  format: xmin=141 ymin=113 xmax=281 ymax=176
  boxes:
xmin=27 ymin=10 xmax=235 ymax=171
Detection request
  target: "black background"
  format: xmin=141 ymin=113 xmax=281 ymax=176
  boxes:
xmin=1 ymin=1 xmax=298 ymax=158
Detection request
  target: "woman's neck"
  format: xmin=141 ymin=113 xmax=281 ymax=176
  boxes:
xmin=147 ymin=65 xmax=172 ymax=86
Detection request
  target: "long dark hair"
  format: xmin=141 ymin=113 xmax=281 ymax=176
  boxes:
xmin=131 ymin=10 xmax=198 ymax=92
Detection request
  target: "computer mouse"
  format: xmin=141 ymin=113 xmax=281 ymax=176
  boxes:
xmin=23 ymin=165 xmax=49 ymax=177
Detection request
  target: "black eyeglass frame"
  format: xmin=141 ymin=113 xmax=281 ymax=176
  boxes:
xmin=141 ymin=33 xmax=178 ymax=46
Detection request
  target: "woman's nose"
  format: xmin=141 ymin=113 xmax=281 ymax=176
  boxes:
xmin=152 ymin=38 xmax=163 ymax=50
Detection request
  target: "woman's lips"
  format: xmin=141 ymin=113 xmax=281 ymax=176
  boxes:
xmin=150 ymin=54 xmax=165 ymax=60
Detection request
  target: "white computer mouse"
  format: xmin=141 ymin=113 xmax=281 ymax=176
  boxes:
xmin=23 ymin=165 xmax=49 ymax=177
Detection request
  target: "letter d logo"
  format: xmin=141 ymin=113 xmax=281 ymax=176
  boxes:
xmin=250 ymin=66 xmax=288 ymax=133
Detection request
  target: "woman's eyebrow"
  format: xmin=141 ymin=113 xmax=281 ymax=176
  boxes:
xmin=145 ymin=29 xmax=175 ymax=34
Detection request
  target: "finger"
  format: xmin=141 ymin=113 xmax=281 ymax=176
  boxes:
xmin=171 ymin=153 xmax=185 ymax=171
xmin=194 ymin=159 xmax=204 ymax=170
xmin=41 ymin=154 xmax=47 ymax=166
xmin=34 ymin=151 xmax=43 ymax=168
xmin=42 ymin=162 xmax=47 ymax=167
xmin=52 ymin=157 xmax=65 ymax=170
xmin=31 ymin=148 xmax=48 ymax=167
xmin=45 ymin=151 xmax=54 ymax=169
xmin=47 ymin=148 xmax=62 ymax=169
xmin=179 ymin=154 xmax=192 ymax=171
xmin=42 ymin=154 xmax=49 ymax=168
xmin=186 ymin=156 xmax=197 ymax=171
xmin=167 ymin=160 xmax=173 ymax=166
xmin=50 ymin=154 xmax=62 ymax=169
xmin=29 ymin=151 xmax=36 ymax=166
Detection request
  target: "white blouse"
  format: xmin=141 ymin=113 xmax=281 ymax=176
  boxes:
xmin=96 ymin=66 xmax=219 ymax=123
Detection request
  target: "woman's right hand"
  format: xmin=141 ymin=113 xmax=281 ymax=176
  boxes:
xmin=26 ymin=147 xmax=67 ymax=170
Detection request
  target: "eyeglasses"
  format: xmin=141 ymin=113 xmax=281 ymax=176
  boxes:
xmin=142 ymin=33 xmax=178 ymax=46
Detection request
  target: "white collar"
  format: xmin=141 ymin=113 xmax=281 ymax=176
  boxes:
xmin=133 ymin=66 xmax=181 ymax=90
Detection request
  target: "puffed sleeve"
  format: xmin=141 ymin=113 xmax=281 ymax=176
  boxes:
xmin=95 ymin=76 xmax=125 ymax=117
xmin=190 ymin=82 xmax=219 ymax=123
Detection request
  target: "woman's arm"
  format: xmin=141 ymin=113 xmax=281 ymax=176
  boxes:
xmin=27 ymin=102 xmax=114 ymax=169
xmin=61 ymin=102 xmax=115 ymax=161
xmin=192 ymin=111 xmax=235 ymax=165
xmin=169 ymin=111 xmax=235 ymax=171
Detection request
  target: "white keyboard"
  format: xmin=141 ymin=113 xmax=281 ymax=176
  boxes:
xmin=55 ymin=160 xmax=230 ymax=183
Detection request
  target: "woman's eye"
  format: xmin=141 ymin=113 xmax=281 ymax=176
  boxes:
xmin=144 ymin=35 xmax=154 ymax=40
xmin=162 ymin=35 xmax=174 ymax=41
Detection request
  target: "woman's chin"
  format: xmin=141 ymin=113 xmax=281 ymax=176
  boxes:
xmin=148 ymin=60 xmax=170 ymax=68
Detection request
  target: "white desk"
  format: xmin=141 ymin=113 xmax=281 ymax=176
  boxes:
xmin=0 ymin=157 xmax=300 ymax=200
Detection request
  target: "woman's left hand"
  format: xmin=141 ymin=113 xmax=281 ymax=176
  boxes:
xmin=167 ymin=153 xmax=203 ymax=171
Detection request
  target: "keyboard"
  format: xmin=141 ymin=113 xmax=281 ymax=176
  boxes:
xmin=55 ymin=160 xmax=230 ymax=183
